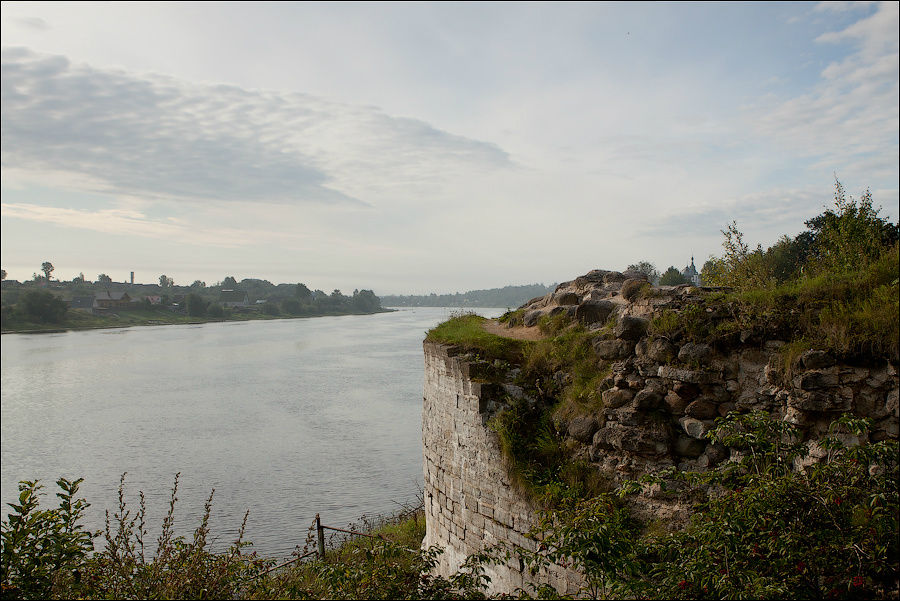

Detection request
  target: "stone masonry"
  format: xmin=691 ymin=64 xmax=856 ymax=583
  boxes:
xmin=422 ymin=342 xmax=585 ymax=596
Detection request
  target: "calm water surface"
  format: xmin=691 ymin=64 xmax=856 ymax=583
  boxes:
xmin=1 ymin=307 xmax=504 ymax=559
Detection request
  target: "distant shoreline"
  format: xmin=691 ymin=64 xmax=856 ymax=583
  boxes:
xmin=0 ymin=307 xmax=395 ymax=335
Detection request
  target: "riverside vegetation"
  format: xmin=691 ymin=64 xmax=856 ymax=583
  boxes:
xmin=0 ymin=276 xmax=387 ymax=333
xmin=3 ymin=181 xmax=898 ymax=599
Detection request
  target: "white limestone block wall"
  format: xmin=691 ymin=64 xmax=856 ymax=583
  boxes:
xmin=421 ymin=342 xmax=584 ymax=596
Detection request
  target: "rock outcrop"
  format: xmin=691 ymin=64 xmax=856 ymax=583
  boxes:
xmin=424 ymin=268 xmax=899 ymax=595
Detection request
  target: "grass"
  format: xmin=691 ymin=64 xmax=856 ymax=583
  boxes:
xmin=646 ymin=245 xmax=899 ymax=363
xmin=425 ymin=312 xmax=528 ymax=363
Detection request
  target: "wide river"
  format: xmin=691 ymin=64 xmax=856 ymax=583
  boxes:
xmin=1 ymin=307 xmax=504 ymax=559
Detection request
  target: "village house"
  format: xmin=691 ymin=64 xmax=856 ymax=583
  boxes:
xmin=220 ymin=289 xmax=249 ymax=308
xmin=93 ymin=290 xmax=132 ymax=310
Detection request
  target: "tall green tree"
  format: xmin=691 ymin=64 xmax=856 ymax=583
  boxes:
xmin=659 ymin=266 xmax=689 ymax=286
xmin=186 ymin=293 xmax=208 ymax=317
xmin=41 ymin=262 xmax=54 ymax=283
xmin=627 ymin=261 xmax=659 ymax=283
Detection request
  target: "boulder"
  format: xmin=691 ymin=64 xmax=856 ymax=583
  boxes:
xmin=797 ymin=370 xmax=840 ymax=390
xmin=674 ymin=435 xmax=706 ymax=458
xmin=614 ymin=316 xmax=649 ymax=340
xmin=523 ymin=310 xmax=543 ymax=327
xmin=594 ymin=339 xmax=636 ymax=360
xmin=568 ymin=416 xmax=599 ymax=443
xmin=602 ymin=387 xmax=634 ymax=409
xmin=633 ymin=385 xmax=664 ymax=410
xmin=646 ymin=338 xmax=677 ymax=363
xmin=680 ymin=417 xmax=715 ymax=439
xmin=799 ymin=350 xmax=835 ymax=370
xmin=575 ymin=300 xmax=615 ymax=325
xmin=678 ymin=342 xmax=713 ymax=364
xmin=673 ymin=381 xmax=700 ymax=400
xmin=684 ymin=399 xmax=718 ymax=420
xmin=658 ymin=366 xmax=718 ymax=384
xmin=663 ymin=390 xmax=689 ymax=415
xmin=787 ymin=391 xmax=851 ymax=412
xmin=593 ymin=421 xmax=671 ymax=456
xmin=555 ymin=291 xmax=580 ymax=305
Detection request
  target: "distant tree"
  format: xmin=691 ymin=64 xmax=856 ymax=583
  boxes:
xmin=159 ymin=275 xmax=174 ymax=289
xmin=296 ymin=283 xmax=312 ymax=300
xmin=18 ymin=290 xmax=67 ymax=323
xmin=222 ymin=276 xmax=238 ymax=288
xmin=1 ymin=269 xmax=6 ymax=281
xmin=72 ymin=273 xmax=85 ymax=284
xmin=659 ymin=266 xmax=690 ymax=286
xmin=207 ymin=303 xmax=225 ymax=318
xmin=282 ymin=298 xmax=302 ymax=315
xmin=261 ymin=302 xmax=280 ymax=316
xmin=352 ymin=289 xmax=381 ymax=312
xmin=627 ymin=261 xmax=659 ymax=284
xmin=190 ymin=280 xmax=206 ymax=289
xmin=97 ymin=274 xmax=112 ymax=286
xmin=186 ymin=293 xmax=208 ymax=317
xmin=41 ymin=262 xmax=54 ymax=283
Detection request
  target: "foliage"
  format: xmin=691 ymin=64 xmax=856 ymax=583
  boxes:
xmin=808 ymin=181 xmax=899 ymax=275
xmin=649 ymin=244 xmax=899 ymax=363
xmin=16 ymin=290 xmax=68 ymax=324
xmin=659 ymin=266 xmax=689 ymax=286
xmin=704 ymin=180 xmax=898 ymax=291
xmin=40 ymin=262 xmax=54 ymax=282
xmin=516 ymin=413 xmax=899 ymax=600
xmin=2 ymin=474 xmax=269 ymax=600
xmin=259 ymin=301 xmax=279 ymax=316
xmin=185 ymin=292 xmax=208 ymax=317
xmin=1 ymin=478 xmax=95 ymax=600
xmin=626 ymin=261 xmax=659 ymax=284
xmin=381 ymin=284 xmax=556 ymax=309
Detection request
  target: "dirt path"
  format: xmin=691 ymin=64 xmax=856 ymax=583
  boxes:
xmin=480 ymin=319 xmax=546 ymax=341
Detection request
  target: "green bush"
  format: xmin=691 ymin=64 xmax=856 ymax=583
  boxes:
xmin=1 ymin=478 xmax=95 ymax=600
xmin=518 ymin=413 xmax=899 ymax=600
xmin=16 ymin=290 xmax=68 ymax=324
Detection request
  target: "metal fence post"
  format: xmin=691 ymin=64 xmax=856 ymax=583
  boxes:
xmin=315 ymin=513 xmax=326 ymax=560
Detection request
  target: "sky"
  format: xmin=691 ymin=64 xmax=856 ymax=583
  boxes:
xmin=1 ymin=1 xmax=897 ymax=295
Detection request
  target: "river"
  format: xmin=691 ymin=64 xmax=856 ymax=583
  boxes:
xmin=0 ymin=307 xmax=504 ymax=559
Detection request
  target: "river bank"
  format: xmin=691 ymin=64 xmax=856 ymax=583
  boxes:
xmin=0 ymin=306 xmax=395 ymax=334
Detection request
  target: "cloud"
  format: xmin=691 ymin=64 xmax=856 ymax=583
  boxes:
xmin=639 ymin=186 xmax=831 ymax=240
xmin=13 ymin=16 xmax=49 ymax=31
xmin=0 ymin=201 xmax=249 ymax=246
xmin=0 ymin=48 xmax=511 ymax=207
xmin=748 ymin=2 xmax=898 ymax=180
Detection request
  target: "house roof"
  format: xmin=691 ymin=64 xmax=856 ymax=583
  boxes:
xmin=69 ymin=296 xmax=94 ymax=309
xmin=95 ymin=290 xmax=131 ymax=301
xmin=220 ymin=290 xmax=248 ymax=302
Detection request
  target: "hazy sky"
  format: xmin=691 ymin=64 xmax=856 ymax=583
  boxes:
xmin=1 ymin=2 xmax=897 ymax=294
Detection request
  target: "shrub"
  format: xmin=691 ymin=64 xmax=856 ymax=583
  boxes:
xmin=518 ymin=413 xmax=899 ymax=600
xmin=1 ymin=478 xmax=95 ymax=600
xmin=16 ymin=290 xmax=68 ymax=324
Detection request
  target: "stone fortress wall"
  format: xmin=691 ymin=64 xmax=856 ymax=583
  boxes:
xmin=421 ymin=270 xmax=899 ymax=595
